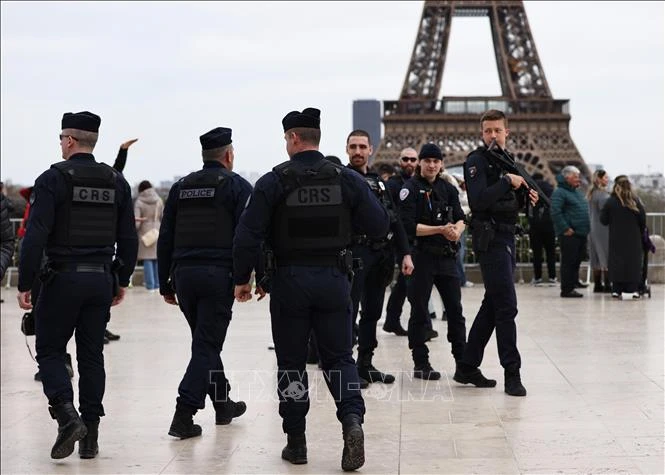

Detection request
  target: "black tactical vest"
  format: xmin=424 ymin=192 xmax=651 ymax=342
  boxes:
xmin=174 ymin=168 xmax=235 ymax=248
xmin=414 ymin=177 xmax=453 ymax=248
xmin=271 ymin=159 xmax=352 ymax=259
xmin=468 ymin=148 xmax=519 ymax=222
xmin=50 ymin=160 xmax=118 ymax=247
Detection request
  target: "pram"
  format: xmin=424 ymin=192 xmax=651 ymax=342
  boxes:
xmin=639 ymin=227 xmax=656 ymax=298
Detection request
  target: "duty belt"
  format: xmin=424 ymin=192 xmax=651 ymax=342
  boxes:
xmin=276 ymin=255 xmax=340 ymax=267
xmin=50 ymin=262 xmax=110 ymax=273
xmin=417 ymin=243 xmax=457 ymax=258
xmin=352 ymin=235 xmax=390 ymax=251
xmin=472 ymin=220 xmax=519 ymax=235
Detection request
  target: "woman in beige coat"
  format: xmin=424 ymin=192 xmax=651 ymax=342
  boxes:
xmin=135 ymin=180 xmax=164 ymax=291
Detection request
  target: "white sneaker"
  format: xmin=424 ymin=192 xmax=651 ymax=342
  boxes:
xmin=462 ymin=281 xmax=474 ymax=288
xmin=621 ymin=292 xmax=640 ymax=300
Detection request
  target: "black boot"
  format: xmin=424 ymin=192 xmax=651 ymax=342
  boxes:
xmin=64 ymin=353 xmax=74 ymax=379
xmin=603 ymin=271 xmax=612 ymax=293
xmin=104 ymin=329 xmax=120 ymax=341
xmin=49 ymin=402 xmax=88 ymax=459
xmin=341 ymin=414 xmax=365 ymax=471
xmin=281 ymin=433 xmax=307 ymax=464
xmin=592 ymin=270 xmax=603 ymax=293
xmin=382 ymin=321 xmax=408 ymax=336
xmin=413 ymin=361 xmax=441 ymax=380
xmin=168 ymin=404 xmax=202 ymax=439
xmin=504 ymin=365 xmax=527 ymax=397
xmin=453 ymin=362 xmax=497 ymax=387
xmin=214 ymin=399 xmax=247 ymax=425
xmin=357 ymin=352 xmax=395 ymax=384
xmin=79 ymin=419 xmax=99 ymax=459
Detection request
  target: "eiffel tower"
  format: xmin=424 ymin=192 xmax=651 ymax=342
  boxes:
xmin=373 ymin=0 xmax=589 ymax=183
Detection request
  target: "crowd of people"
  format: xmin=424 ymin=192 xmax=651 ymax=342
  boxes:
xmin=0 ymin=107 xmax=654 ymax=472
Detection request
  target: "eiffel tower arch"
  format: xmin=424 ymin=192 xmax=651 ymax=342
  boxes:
xmin=373 ymin=0 xmax=589 ymax=184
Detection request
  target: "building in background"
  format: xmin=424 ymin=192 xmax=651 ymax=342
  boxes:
xmin=352 ymin=100 xmax=381 ymax=165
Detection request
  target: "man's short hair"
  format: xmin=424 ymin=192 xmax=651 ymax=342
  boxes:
xmin=202 ymin=144 xmax=232 ymax=162
xmin=291 ymin=127 xmax=321 ymax=146
xmin=561 ymin=165 xmax=580 ymax=177
xmin=71 ymin=130 xmax=98 ymax=149
xmin=480 ymin=109 xmax=508 ymax=128
xmin=346 ymin=129 xmax=371 ymax=145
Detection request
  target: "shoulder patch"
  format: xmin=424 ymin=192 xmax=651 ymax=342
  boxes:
xmin=468 ymin=166 xmax=477 ymax=179
xmin=378 ymin=181 xmax=386 ymax=191
xmin=399 ymin=188 xmax=409 ymax=201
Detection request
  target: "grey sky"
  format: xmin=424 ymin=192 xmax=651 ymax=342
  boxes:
xmin=1 ymin=1 xmax=663 ymax=188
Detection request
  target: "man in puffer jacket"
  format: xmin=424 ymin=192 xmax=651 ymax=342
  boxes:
xmin=550 ymin=166 xmax=590 ymax=298
xmin=0 ymin=194 xmax=15 ymax=280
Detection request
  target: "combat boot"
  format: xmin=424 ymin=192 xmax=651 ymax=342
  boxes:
xmin=78 ymin=419 xmax=99 ymax=459
xmin=453 ymin=362 xmax=497 ymax=388
xmin=281 ymin=433 xmax=307 ymax=464
xmin=214 ymin=399 xmax=247 ymax=425
xmin=592 ymin=270 xmax=603 ymax=293
xmin=168 ymin=404 xmax=202 ymax=439
xmin=504 ymin=365 xmax=527 ymax=397
xmin=357 ymin=352 xmax=395 ymax=384
xmin=48 ymin=401 xmax=88 ymax=459
xmin=413 ymin=361 xmax=441 ymax=380
xmin=341 ymin=414 xmax=365 ymax=471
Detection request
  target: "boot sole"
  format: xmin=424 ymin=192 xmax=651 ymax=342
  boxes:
xmin=51 ymin=424 xmax=88 ymax=459
xmin=168 ymin=429 xmax=202 ymax=439
xmin=341 ymin=427 xmax=365 ymax=471
xmin=281 ymin=453 xmax=308 ymax=464
xmin=79 ymin=448 xmax=99 ymax=459
xmin=453 ymin=374 xmax=497 ymax=388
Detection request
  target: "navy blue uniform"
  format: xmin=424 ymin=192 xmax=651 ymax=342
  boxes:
xmin=347 ymin=167 xmax=409 ymax=360
xmin=18 ymin=153 xmax=137 ymax=422
xmin=157 ymin=161 xmax=252 ymax=413
xmin=461 ymin=146 xmax=523 ymax=371
xmin=399 ymin=175 xmax=467 ymax=366
xmin=233 ymin=151 xmax=389 ymax=436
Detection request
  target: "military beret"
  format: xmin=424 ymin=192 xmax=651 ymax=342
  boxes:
xmin=419 ymin=143 xmax=443 ymax=160
xmin=61 ymin=111 xmax=101 ymax=133
xmin=282 ymin=107 xmax=320 ymax=132
xmin=200 ymin=127 xmax=232 ymax=150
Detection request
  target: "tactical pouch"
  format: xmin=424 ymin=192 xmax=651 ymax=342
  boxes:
xmin=21 ymin=312 xmax=35 ymax=336
xmin=110 ymin=259 xmax=124 ymax=297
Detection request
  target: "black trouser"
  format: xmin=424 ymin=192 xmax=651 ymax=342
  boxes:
xmin=384 ymin=269 xmax=407 ymax=328
xmin=406 ymin=252 xmax=466 ymax=366
xmin=174 ymin=265 xmax=233 ymax=411
xmin=529 ymin=225 xmax=556 ymax=280
xmin=613 ymin=282 xmax=638 ymax=293
xmin=35 ymin=269 xmax=113 ymax=421
xmin=559 ymin=235 xmax=587 ymax=294
xmin=461 ymin=231 xmax=521 ymax=370
xmin=271 ymin=266 xmax=364 ymax=436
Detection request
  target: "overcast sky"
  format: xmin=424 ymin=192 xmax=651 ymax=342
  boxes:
xmin=1 ymin=1 xmax=663 ymax=188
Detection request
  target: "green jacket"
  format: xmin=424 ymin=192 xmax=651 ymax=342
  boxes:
xmin=550 ymin=174 xmax=590 ymax=237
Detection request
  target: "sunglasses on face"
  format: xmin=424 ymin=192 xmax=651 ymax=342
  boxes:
xmin=401 ymin=156 xmax=418 ymax=163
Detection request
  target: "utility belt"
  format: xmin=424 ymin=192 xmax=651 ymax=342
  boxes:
xmin=416 ymin=242 xmax=458 ymax=258
xmin=44 ymin=259 xmax=123 ymax=296
xmin=469 ymin=219 xmax=522 ymax=253
xmin=352 ymin=235 xmax=391 ymax=251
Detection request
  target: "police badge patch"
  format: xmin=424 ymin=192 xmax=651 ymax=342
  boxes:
xmin=468 ymin=166 xmax=477 ymax=179
xmin=399 ymin=188 xmax=409 ymax=201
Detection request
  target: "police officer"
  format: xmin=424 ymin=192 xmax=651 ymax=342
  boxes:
xmin=454 ymin=109 xmax=538 ymax=396
xmin=383 ymin=147 xmax=418 ymax=336
xmin=157 ymin=127 xmax=250 ymax=439
xmin=233 ymin=108 xmax=389 ymax=472
xmin=399 ymin=144 xmax=467 ymax=379
xmin=345 ymin=130 xmax=411 ymax=385
xmin=17 ymin=111 xmax=138 ymax=459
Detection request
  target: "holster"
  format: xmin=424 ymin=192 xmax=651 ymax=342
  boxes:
xmin=110 ymin=259 xmax=124 ymax=298
xmin=471 ymin=220 xmax=495 ymax=253
xmin=38 ymin=264 xmax=56 ymax=285
xmin=258 ymin=249 xmax=275 ymax=291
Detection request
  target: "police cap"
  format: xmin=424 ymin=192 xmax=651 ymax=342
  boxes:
xmin=61 ymin=111 xmax=101 ymax=133
xmin=419 ymin=143 xmax=443 ymax=161
xmin=282 ymin=108 xmax=320 ymax=132
xmin=200 ymin=127 xmax=232 ymax=150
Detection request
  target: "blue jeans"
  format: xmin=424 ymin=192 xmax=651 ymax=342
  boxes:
xmin=143 ymin=259 xmax=159 ymax=290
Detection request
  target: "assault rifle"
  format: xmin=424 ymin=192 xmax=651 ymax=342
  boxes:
xmin=486 ymin=139 xmax=551 ymax=208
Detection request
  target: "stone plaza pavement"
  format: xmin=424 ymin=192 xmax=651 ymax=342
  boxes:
xmin=1 ymin=283 xmax=663 ymax=474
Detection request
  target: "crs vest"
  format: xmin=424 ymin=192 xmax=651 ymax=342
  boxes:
xmin=174 ymin=168 xmax=235 ymax=248
xmin=50 ymin=160 xmax=118 ymax=247
xmin=271 ymin=159 xmax=352 ymax=258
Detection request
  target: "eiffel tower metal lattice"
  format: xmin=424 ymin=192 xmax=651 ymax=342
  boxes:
xmin=373 ymin=0 xmax=589 ymax=183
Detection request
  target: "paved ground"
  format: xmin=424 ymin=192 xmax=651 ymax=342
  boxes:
xmin=1 ymin=283 xmax=663 ymax=474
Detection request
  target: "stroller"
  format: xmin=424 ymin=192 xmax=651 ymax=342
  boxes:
xmin=639 ymin=226 xmax=656 ymax=298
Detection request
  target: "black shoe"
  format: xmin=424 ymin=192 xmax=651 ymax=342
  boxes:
xmin=48 ymin=402 xmax=88 ymax=459
xmin=214 ymin=399 xmax=247 ymax=425
xmin=504 ymin=366 xmax=527 ymax=397
xmin=357 ymin=353 xmax=395 ymax=384
xmin=103 ymin=336 xmax=110 ymax=344
xmin=168 ymin=405 xmax=202 ymax=439
xmin=382 ymin=322 xmax=408 ymax=336
xmin=413 ymin=362 xmax=441 ymax=380
xmin=453 ymin=363 xmax=497 ymax=388
xmin=34 ymin=371 xmax=41 ymax=381
xmin=560 ymin=290 xmax=584 ymax=298
xmin=104 ymin=329 xmax=120 ymax=341
xmin=79 ymin=420 xmax=99 ymax=459
xmin=341 ymin=414 xmax=365 ymax=471
xmin=424 ymin=329 xmax=439 ymax=342
xmin=281 ymin=433 xmax=307 ymax=464
xmin=358 ymin=377 xmax=369 ymax=389
xmin=441 ymin=311 xmax=447 ymax=321
xmin=575 ymin=281 xmax=588 ymax=289
xmin=64 ymin=353 xmax=74 ymax=379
